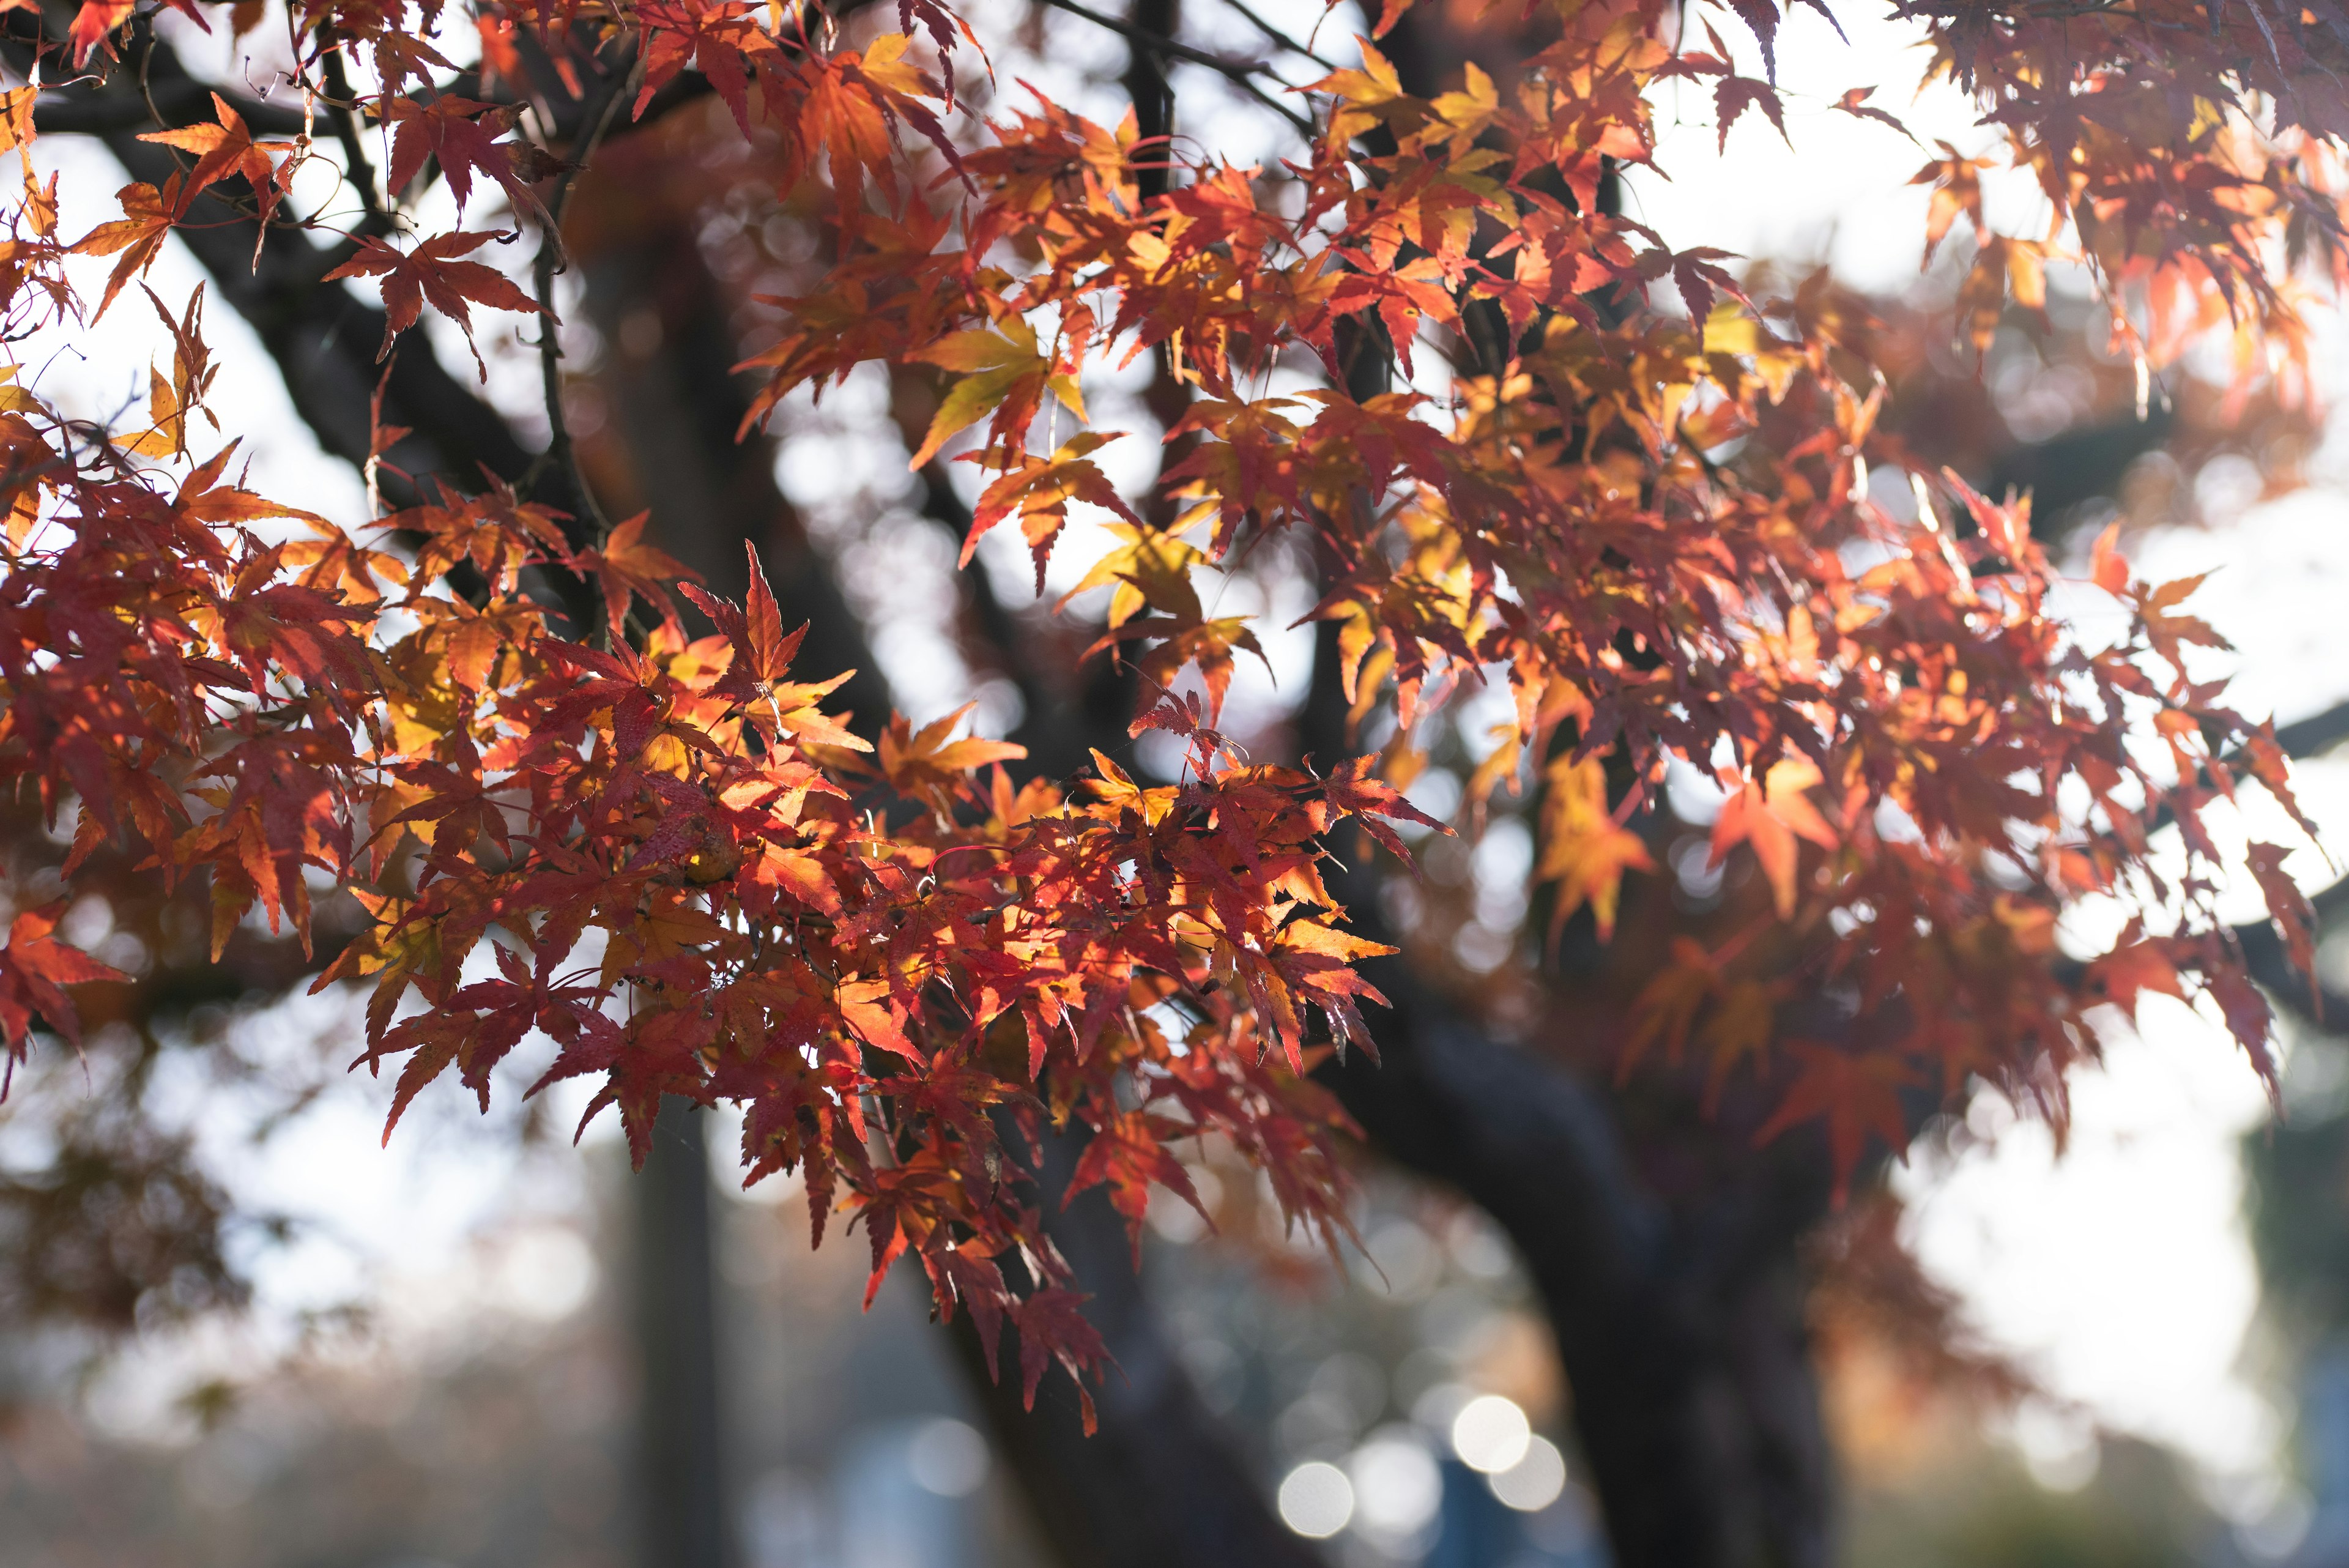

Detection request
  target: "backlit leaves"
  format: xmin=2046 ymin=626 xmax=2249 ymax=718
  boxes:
xmin=5 ymin=0 xmax=2340 ymax=1406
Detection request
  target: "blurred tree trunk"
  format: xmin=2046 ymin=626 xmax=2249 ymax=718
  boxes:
xmin=632 ymin=1100 xmax=738 ymax=1568
xmin=946 ymin=1121 xmax=1322 ymax=1568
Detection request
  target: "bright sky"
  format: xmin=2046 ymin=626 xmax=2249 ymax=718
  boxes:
xmin=24 ymin=0 xmax=2349 ymax=1509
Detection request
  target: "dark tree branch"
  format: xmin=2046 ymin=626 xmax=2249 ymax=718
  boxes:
xmin=567 ymin=168 xmax=893 ymax=732
xmin=1041 ymin=0 xmax=1312 ymax=135
xmin=948 ymin=1118 xmax=1326 ymax=1568
xmin=2277 ymin=697 xmax=2349 ymax=762
xmin=13 ymin=15 xmax=614 ymax=631
xmin=1212 ymin=0 xmax=1336 ymax=69
xmin=530 ymin=47 xmax=642 ymax=555
xmin=1319 ymin=976 xmax=1836 ymax=1568
xmin=12 ymin=26 xmax=536 ymax=502
xmin=633 ymin=1102 xmax=740 ymax=1568
xmin=1294 ymin=601 xmax=1836 ymax=1568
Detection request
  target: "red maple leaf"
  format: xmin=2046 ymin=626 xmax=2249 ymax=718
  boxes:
xmin=1753 ymin=1042 xmax=1918 ymax=1205
xmin=324 ymin=231 xmax=541 ymax=376
xmin=377 ymin=96 xmax=540 ymax=219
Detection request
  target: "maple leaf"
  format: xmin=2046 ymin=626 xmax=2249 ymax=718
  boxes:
xmin=72 ymin=176 xmax=186 ymax=319
xmin=371 ymin=29 xmax=458 ymax=94
xmin=576 ymin=512 xmax=698 ymax=640
xmin=1121 ymin=615 xmax=1272 ymax=725
xmin=324 ymin=232 xmax=542 ymax=377
xmin=929 ymin=1246 xmax=1014 ymax=1378
xmin=2084 ymin=927 xmax=2186 ymax=1019
xmin=2246 ymin=841 xmax=2319 ymax=1017
xmin=118 ymin=286 xmax=223 ymax=459
xmin=1753 ymin=1042 xmax=1918 ymax=1205
xmin=1306 ymin=37 xmax=1422 ymax=143
xmin=838 ymin=976 xmax=921 ymax=1063
xmin=907 ymin=317 xmax=1083 ymax=468
xmin=136 ymin=94 xmax=292 ymax=225
xmin=878 ymin=702 xmax=1026 ymax=797
xmin=1011 ymin=1287 xmax=1110 ymax=1432
xmin=1068 ymin=1109 xmax=1209 ymax=1263
xmin=377 ymin=97 xmax=541 ymax=220
xmin=637 ymin=0 xmax=774 ymax=133
xmin=962 ymin=432 xmax=1142 ymax=592
xmin=1623 ymin=937 xmax=1718 ymax=1077
xmin=68 ymin=0 xmax=134 ymax=67
xmin=1319 ymin=754 xmax=1450 ymax=866
xmin=1709 ymin=759 xmax=1839 ymax=918
xmin=0 ymin=903 xmax=127 ymax=1060
xmin=2089 ymin=519 xmax=2131 ymax=596
xmin=1913 ymin=142 xmax=1991 ymax=265
xmin=2208 ymin=960 xmax=2281 ymax=1090
xmin=1833 ymin=87 xmax=1913 ymax=141
xmin=176 ymin=440 xmax=324 ymax=528
xmin=1714 ymin=78 xmax=1789 ymax=154
xmin=681 ymin=543 xmax=805 ymax=691
xmin=1057 ymin=522 xmax=1206 ymax=630
xmin=678 ymin=544 xmax=869 ymax=750
xmin=1535 ymin=753 xmax=1654 ymax=942
xmin=1700 ymin=979 xmax=1781 ymax=1112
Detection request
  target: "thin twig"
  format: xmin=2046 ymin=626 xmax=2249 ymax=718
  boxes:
xmin=1039 ymin=0 xmax=1314 ymax=137
xmin=1215 ymin=0 xmax=1336 ymax=70
xmin=531 ymin=45 xmax=643 ymax=574
xmin=315 ymin=29 xmax=388 ymax=223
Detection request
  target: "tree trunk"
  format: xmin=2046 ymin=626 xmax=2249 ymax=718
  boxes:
xmin=631 ymin=1099 xmax=738 ymax=1568
xmin=949 ymin=1121 xmax=1326 ymax=1568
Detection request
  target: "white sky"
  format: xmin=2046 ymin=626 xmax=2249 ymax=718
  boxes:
xmin=19 ymin=0 xmax=2349 ymax=1504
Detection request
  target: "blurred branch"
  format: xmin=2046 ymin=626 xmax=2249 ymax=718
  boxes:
xmin=949 ymin=1117 xmax=1326 ymax=1568
xmin=1214 ymin=0 xmax=1335 ymax=68
xmin=1039 ymin=0 xmax=1312 ymax=135
xmin=1317 ymin=967 xmax=1836 ymax=1568
xmin=1296 ymin=609 xmax=1835 ymax=1568
xmin=2277 ymin=698 xmax=2349 ymax=762
xmin=9 ymin=22 xmax=534 ymax=498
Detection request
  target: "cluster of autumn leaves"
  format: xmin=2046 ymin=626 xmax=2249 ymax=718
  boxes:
xmin=0 ymin=0 xmax=2342 ymax=1399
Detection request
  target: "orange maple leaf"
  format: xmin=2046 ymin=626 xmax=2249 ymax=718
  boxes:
xmin=575 ymin=511 xmax=698 ymax=640
xmin=72 ymin=176 xmax=186 ymax=319
xmin=137 ymin=93 xmax=294 ymax=224
xmin=1709 ymin=757 xmax=1839 ymax=918
xmin=1536 ymin=753 xmax=1654 ymax=941
xmin=0 ymin=903 xmax=128 ymax=1058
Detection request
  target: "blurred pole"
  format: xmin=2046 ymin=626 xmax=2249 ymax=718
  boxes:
xmin=633 ymin=1097 xmax=737 ymax=1568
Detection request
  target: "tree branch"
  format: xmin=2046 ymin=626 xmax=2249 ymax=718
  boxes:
xmin=2277 ymin=697 xmax=2349 ymax=762
xmin=531 ymin=45 xmax=644 ymax=553
xmin=948 ymin=1117 xmax=1326 ymax=1568
xmin=1039 ymin=0 xmax=1312 ymax=136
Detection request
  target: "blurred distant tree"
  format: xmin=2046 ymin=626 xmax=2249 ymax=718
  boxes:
xmin=1 ymin=1 xmax=2346 ymax=1566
